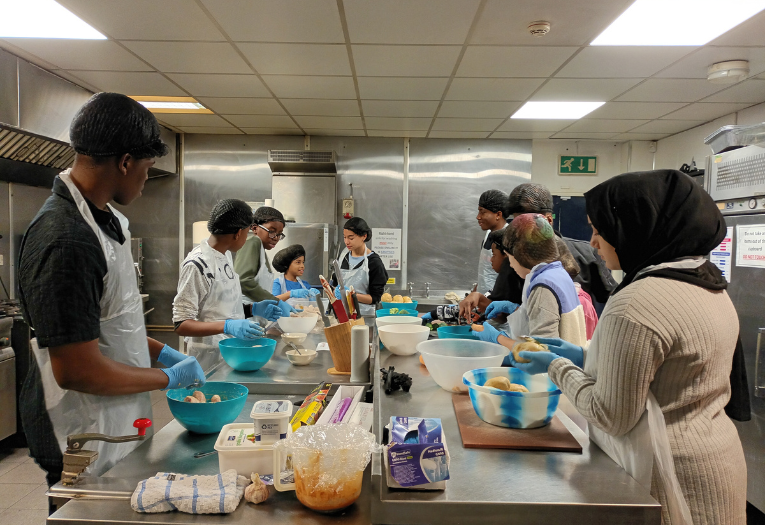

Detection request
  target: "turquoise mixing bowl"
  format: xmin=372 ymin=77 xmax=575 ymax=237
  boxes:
xmin=166 ymin=382 xmax=248 ymax=434
xmin=219 ymin=337 xmax=276 ymax=371
xmin=437 ymin=325 xmax=478 ymax=340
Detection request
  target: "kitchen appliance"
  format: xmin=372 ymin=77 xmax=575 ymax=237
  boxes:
xmin=0 ymin=317 xmax=15 ymax=441
xmin=707 ymin=144 xmax=765 ymax=513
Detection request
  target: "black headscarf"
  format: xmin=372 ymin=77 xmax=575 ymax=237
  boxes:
xmin=585 ymin=169 xmax=727 ymax=295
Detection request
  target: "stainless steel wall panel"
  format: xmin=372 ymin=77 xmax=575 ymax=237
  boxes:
xmin=0 ymin=49 xmax=18 ymax=127
xmin=407 ymin=138 xmax=531 ymax=292
xmin=0 ymin=182 xmax=10 ymax=298
xmin=272 ymin=176 xmax=336 ymax=224
xmin=10 ymin=182 xmax=53 ymax=295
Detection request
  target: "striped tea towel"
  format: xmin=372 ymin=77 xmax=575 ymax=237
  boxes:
xmin=131 ymin=469 xmax=248 ymax=514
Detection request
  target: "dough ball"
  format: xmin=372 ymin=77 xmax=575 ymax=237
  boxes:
xmin=192 ymin=390 xmax=206 ymax=403
xmin=184 ymin=396 xmax=200 ymax=403
xmin=392 ymin=295 xmax=403 ymax=303
xmin=507 ymin=383 xmax=529 ymax=393
xmin=484 ymin=376 xmax=512 ymax=390
xmin=511 ymin=337 xmax=547 ymax=363
xmin=210 ymin=395 xmax=222 ymax=403
xmin=381 ymin=293 xmax=393 ymax=303
xmin=403 ymin=296 xmax=413 ymax=303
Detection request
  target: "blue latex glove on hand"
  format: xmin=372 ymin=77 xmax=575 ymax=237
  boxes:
xmin=224 ymin=319 xmax=264 ymax=340
xmin=161 ymin=356 xmax=205 ymax=390
xmin=471 ymin=323 xmax=507 ymax=344
xmin=512 ymin=351 xmax=561 ymax=375
xmin=535 ymin=337 xmax=584 ymax=367
xmin=484 ymin=301 xmax=520 ymax=320
xmin=157 ymin=344 xmax=186 ymax=367
xmin=421 ymin=312 xmax=432 ymax=321
xmin=277 ymin=300 xmax=298 ymax=317
xmin=308 ymin=288 xmax=320 ymax=297
xmin=252 ymin=300 xmax=280 ymax=321
xmin=334 ymin=286 xmax=349 ymax=301
xmin=290 ymin=288 xmax=311 ymax=299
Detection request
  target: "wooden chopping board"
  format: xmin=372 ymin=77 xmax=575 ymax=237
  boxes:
xmin=452 ymin=394 xmax=582 ymax=453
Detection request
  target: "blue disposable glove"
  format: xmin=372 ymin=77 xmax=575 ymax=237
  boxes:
xmin=484 ymin=301 xmax=520 ymax=320
xmin=290 ymin=288 xmax=311 ymax=299
xmin=535 ymin=337 xmax=584 ymax=367
xmin=252 ymin=300 xmax=280 ymax=321
xmin=421 ymin=312 xmax=432 ymax=321
xmin=157 ymin=344 xmax=186 ymax=367
xmin=471 ymin=323 xmax=507 ymax=344
xmin=161 ymin=356 xmax=205 ymax=390
xmin=277 ymin=300 xmax=298 ymax=317
xmin=512 ymin=351 xmax=561 ymax=375
xmin=308 ymin=288 xmax=321 ymax=297
xmin=334 ymin=286 xmax=349 ymax=301
xmin=224 ymin=319 xmax=264 ymax=339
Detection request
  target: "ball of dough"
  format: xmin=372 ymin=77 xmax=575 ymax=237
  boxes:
xmin=381 ymin=293 xmax=393 ymax=303
xmin=484 ymin=376 xmax=512 ymax=390
xmin=184 ymin=395 xmax=200 ymax=403
xmin=403 ymin=296 xmax=413 ymax=303
xmin=210 ymin=395 xmax=222 ymax=403
xmin=392 ymin=295 xmax=403 ymax=303
xmin=192 ymin=390 xmax=206 ymax=403
xmin=511 ymin=337 xmax=547 ymax=363
xmin=507 ymin=383 xmax=529 ymax=393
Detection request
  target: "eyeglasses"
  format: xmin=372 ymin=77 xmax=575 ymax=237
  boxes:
xmin=257 ymin=224 xmax=285 ymax=241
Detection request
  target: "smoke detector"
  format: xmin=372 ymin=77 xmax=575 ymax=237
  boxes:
xmin=528 ymin=21 xmax=551 ymax=37
xmin=707 ymin=60 xmax=749 ymax=84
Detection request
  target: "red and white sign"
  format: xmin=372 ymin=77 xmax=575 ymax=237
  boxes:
xmin=736 ymin=224 xmax=765 ymax=269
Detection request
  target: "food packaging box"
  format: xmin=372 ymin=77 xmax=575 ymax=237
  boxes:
xmin=214 ymin=423 xmax=288 ymax=477
xmin=249 ymin=400 xmax=293 ymax=443
xmin=348 ymin=402 xmax=374 ymax=431
xmin=385 ymin=417 xmax=450 ymax=490
xmin=290 ymin=381 xmax=332 ymax=431
xmin=316 ymin=385 xmax=365 ymax=425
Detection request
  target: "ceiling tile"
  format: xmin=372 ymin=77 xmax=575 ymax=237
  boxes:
xmin=264 ymin=76 xmax=357 ymax=99
xmin=177 ymin=126 xmax=244 ymax=134
xmin=303 ymin=129 xmax=366 ymax=136
xmin=429 ymin=131 xmax=490 ymax=138
xmin=155 ymin=113 xmax=229 ymax=127
xmin=122 ymin=42 xmax=250 ymax=74
xmin=67 ymin=71 xmax=186 ymax=96
xmin=556 ymin=47 xmax=693 ymax=78
xmin=237 ymin=43 xmax=351 ymax=76
xmin=551 ymin=132 xmax=619 ymax=139
xmin=352 ymin=45 xmax=461 ymax=77
xmin=445 ymin=78 xmax=545 ymax=101
xmin=293 ymin=116 xmax=364 ymax=129
xmin=196 ymin=97 xmax=284 ymax=115
xmin=200 ymin=0 xmax=344 ymax=43
xmin=490 ymin=131 xmax=552 ymax=139
xmin=357 ymin=77 xmax=448 ymax=100
xmin=702 ymin=79 xmax=765 ymax=103
xmin=656 ymin=47 xmax=765 ymax=79
xmin=564 ymin=119 xmax=648 ymax=132
xmin=282 ymin=99 xmax=360 ymax=116
xmin=362 ymin=100 xmax=438 ymax=118
xmin=1 ymin=39 xmax=151 ymax=71
xmin=431 ymin=118 xmax=504 ymax=131
xmin=368 ymin=130 xmax=427 ymax=137
xmin=471 ymin=0 xmax=633 ymax=46
xmin=630 ymin=120 xmax=706 ymax=134
xmin=498 ymin=119 xmax=574 ymax=132
xmin=660 ymin=102 xmax=753 ymax=121
xmin=57 ymin=0 xmax=225 ymax=41
xmin=167 ymin=74 xmax=270 ymax=97
xmin=438 ymin=101 xmax=521 ymax=118
xmin=616 ymin=79 xmax=726 ymax=102
xmin=344 ymin=0 xmax=480 ymax=44
xmin=611 ymin=132 xmax=671 ymax=141
xmin=364 ymin=117 xmax=432 ymax=131
xmin=586 ymin=102 xmax=687 ymax=119
xmin=709 ymin=10 xmax=765 ymax=46
xmin=241 ymin=128 xmax=303 ymax=135
xmin=457 ymin=46 xmax=578 ymax=77
xmin=223 ymin=115 xmax=297 ymax=128
xmin=531 ymin=78 xmax=641 ymax=102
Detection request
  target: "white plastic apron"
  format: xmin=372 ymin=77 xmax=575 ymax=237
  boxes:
xmin=186 ymin=240 xmax=244 ymax=373
xmin=586 ymin=259 xmax=698 ymax=525
xmin=477 ymin=230 xmax=498 ymax=294
xmin=30 ymin=170 xmax=152 ymax=477
xmin=339 ymin=249 xmax=375 ymax=317
xmin=241 ymin=238 xmax=274 ymax=306
xmin=277 ymin=274 xmax=309 ymax=308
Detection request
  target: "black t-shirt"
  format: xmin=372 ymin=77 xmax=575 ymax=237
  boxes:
xmin=331 ymin=251 xmax=389 ymax=304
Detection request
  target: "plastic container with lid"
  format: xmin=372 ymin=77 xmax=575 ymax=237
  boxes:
xmin=250 ymin=400 xmax=293 ymax=443
xmin=214 ymin=423 xmax=287 ymax=477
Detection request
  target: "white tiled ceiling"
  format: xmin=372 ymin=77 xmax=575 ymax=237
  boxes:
xmin=2 ymin=0 xmax=763 ymax=139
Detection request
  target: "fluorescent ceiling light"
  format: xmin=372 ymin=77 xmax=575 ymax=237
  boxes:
xmin=140 ymin=102 xmax=206 ymax=110
xmin=592 ymin=0 xmax=765 ymax=46
xmin=511 ymin=102 xmax=605 ymax=119
xmin=0 ymin=0 xmax=106 ymax=39
xmin=130 ymin=96 xmax=213 ymax=114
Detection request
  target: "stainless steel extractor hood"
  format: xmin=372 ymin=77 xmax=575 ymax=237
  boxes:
xmin=268 ymin=149 xmax=337 ymax=174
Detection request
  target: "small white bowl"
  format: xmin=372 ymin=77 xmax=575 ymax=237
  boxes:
xmin=286 ymin=349 xmax=318 ymax=366
xmin=281 ymin=332 xmax=308 ymax=344
xmin=277 ymin=314 xmax=318 ymax=334
xmin=378 ymin=324 xmax=430 ymax=356
xmin=375 ymin=316 xmax=422 ymax=329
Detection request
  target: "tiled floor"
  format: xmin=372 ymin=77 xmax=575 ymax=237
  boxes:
xmin=0 ymin=392 xmax=173 ymax=524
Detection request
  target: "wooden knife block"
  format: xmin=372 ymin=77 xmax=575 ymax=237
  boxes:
xmin=325 ymin=318 xmax=366 ymax=373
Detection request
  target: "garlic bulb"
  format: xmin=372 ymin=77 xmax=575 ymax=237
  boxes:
xmin=244 ymin=473 xmax=269 ymax=504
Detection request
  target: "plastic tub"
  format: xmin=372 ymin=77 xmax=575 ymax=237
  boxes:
xmin=416 ymin=339 xmax=509 ymax=393
xmin=250 ymin=399 xmax=293 ymax=443
xmin=378 ymin=325 xmax=430 ymax=356
xmin=277 ymin=314 xmax=319 ymax=334
xmin=167 ymin=382 xmax=248 ymax=434
xmin=214 ymin=423 xmax=288 ymax=476
xmin=437 ymin=325 xmax=478 ymax=340
xmin=376 ymin=316 xmax=422 ymax=329
xmin=382 ymin=301 xmax=418 ymax=311
xmin=219 ymin=337 xmax=276 ymax=371
xmin=376 ymin=307 xmax=418 ymax=318
xmin=462 ymin=367 xmax=561 ymax=429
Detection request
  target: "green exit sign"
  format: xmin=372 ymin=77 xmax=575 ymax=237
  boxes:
xmin=559 ymin=155 xmax=598 ymax=175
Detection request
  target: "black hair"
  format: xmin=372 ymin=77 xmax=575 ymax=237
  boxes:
xmin=272 ymin=244 xmax=306 ymax=273
xmin=343 ymin=217 xmax=372 ymax=242
xmin=253 ymin=206 xmax=285 ymax=225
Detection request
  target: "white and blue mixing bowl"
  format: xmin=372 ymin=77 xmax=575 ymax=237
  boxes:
xmin=462 ymin=367 xmax=561 ymax=429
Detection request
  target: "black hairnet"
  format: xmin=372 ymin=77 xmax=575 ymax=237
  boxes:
xmin=70 ymin=93 xmax=169 ymax=159
xmin=208 ymin=199 xmax=253 ymax=235
xmin=272 ymin=244 xmax=306 ymax=273
xmin=507 ymin=183 xmax=553 ymax=215
xmin=478 ymin=189 xmax=509 ymax=217
xmin=487 ymin=228 xmax=506 ymax=251
xmin=253 ymin=206 xmax=285 ymax=225
xmin=503 ymin=213 xmax=559 ymax=269
xmin=343 ymin=217 xmax=372 ymax=242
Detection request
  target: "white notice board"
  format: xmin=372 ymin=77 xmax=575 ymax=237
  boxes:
xmin=736 ymin=224 xmax=765 ymax=268
xmin=710 ymin=227 xmax=733 ymax=282
xmin=372 ymin=228 xmax=401 ymax=270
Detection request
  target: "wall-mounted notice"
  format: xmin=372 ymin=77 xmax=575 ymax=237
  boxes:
xmin=710 ymin=227 xmax=733 ymax=282
xmin=372 ymin=228 xmax=401 ymax=271
xmin=736 ymin=224 xmax=765 ymax=269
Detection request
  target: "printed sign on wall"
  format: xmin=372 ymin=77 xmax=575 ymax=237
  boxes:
xmin=710 ymin=227 xmax=733 ymax=282
xmin=372 ymin=228 xmax=402 ymax=271
xmin=736 ymin=224 xmax=765 ymax=269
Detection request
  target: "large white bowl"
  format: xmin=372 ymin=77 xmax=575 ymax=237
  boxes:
xmin=416 ymin=339 xmax=509 ymax=393
xmin=277 ymin=314 xmax=318 ymax=334
xmin=375 ymin=316 xmax=422 ymax=329
xmin=378 ymin=325 xmax=430 ymax=356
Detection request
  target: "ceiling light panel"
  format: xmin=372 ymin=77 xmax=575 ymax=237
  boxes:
xmin=130 ymin=96 xmax=212 ymax=114
xmin=592 ymin=0 xmax=765 ymax=46
xmin=0 ymin=0 xmax=105 ymax=39
xmin=512 ymin=102 xmax=605 ymax=119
